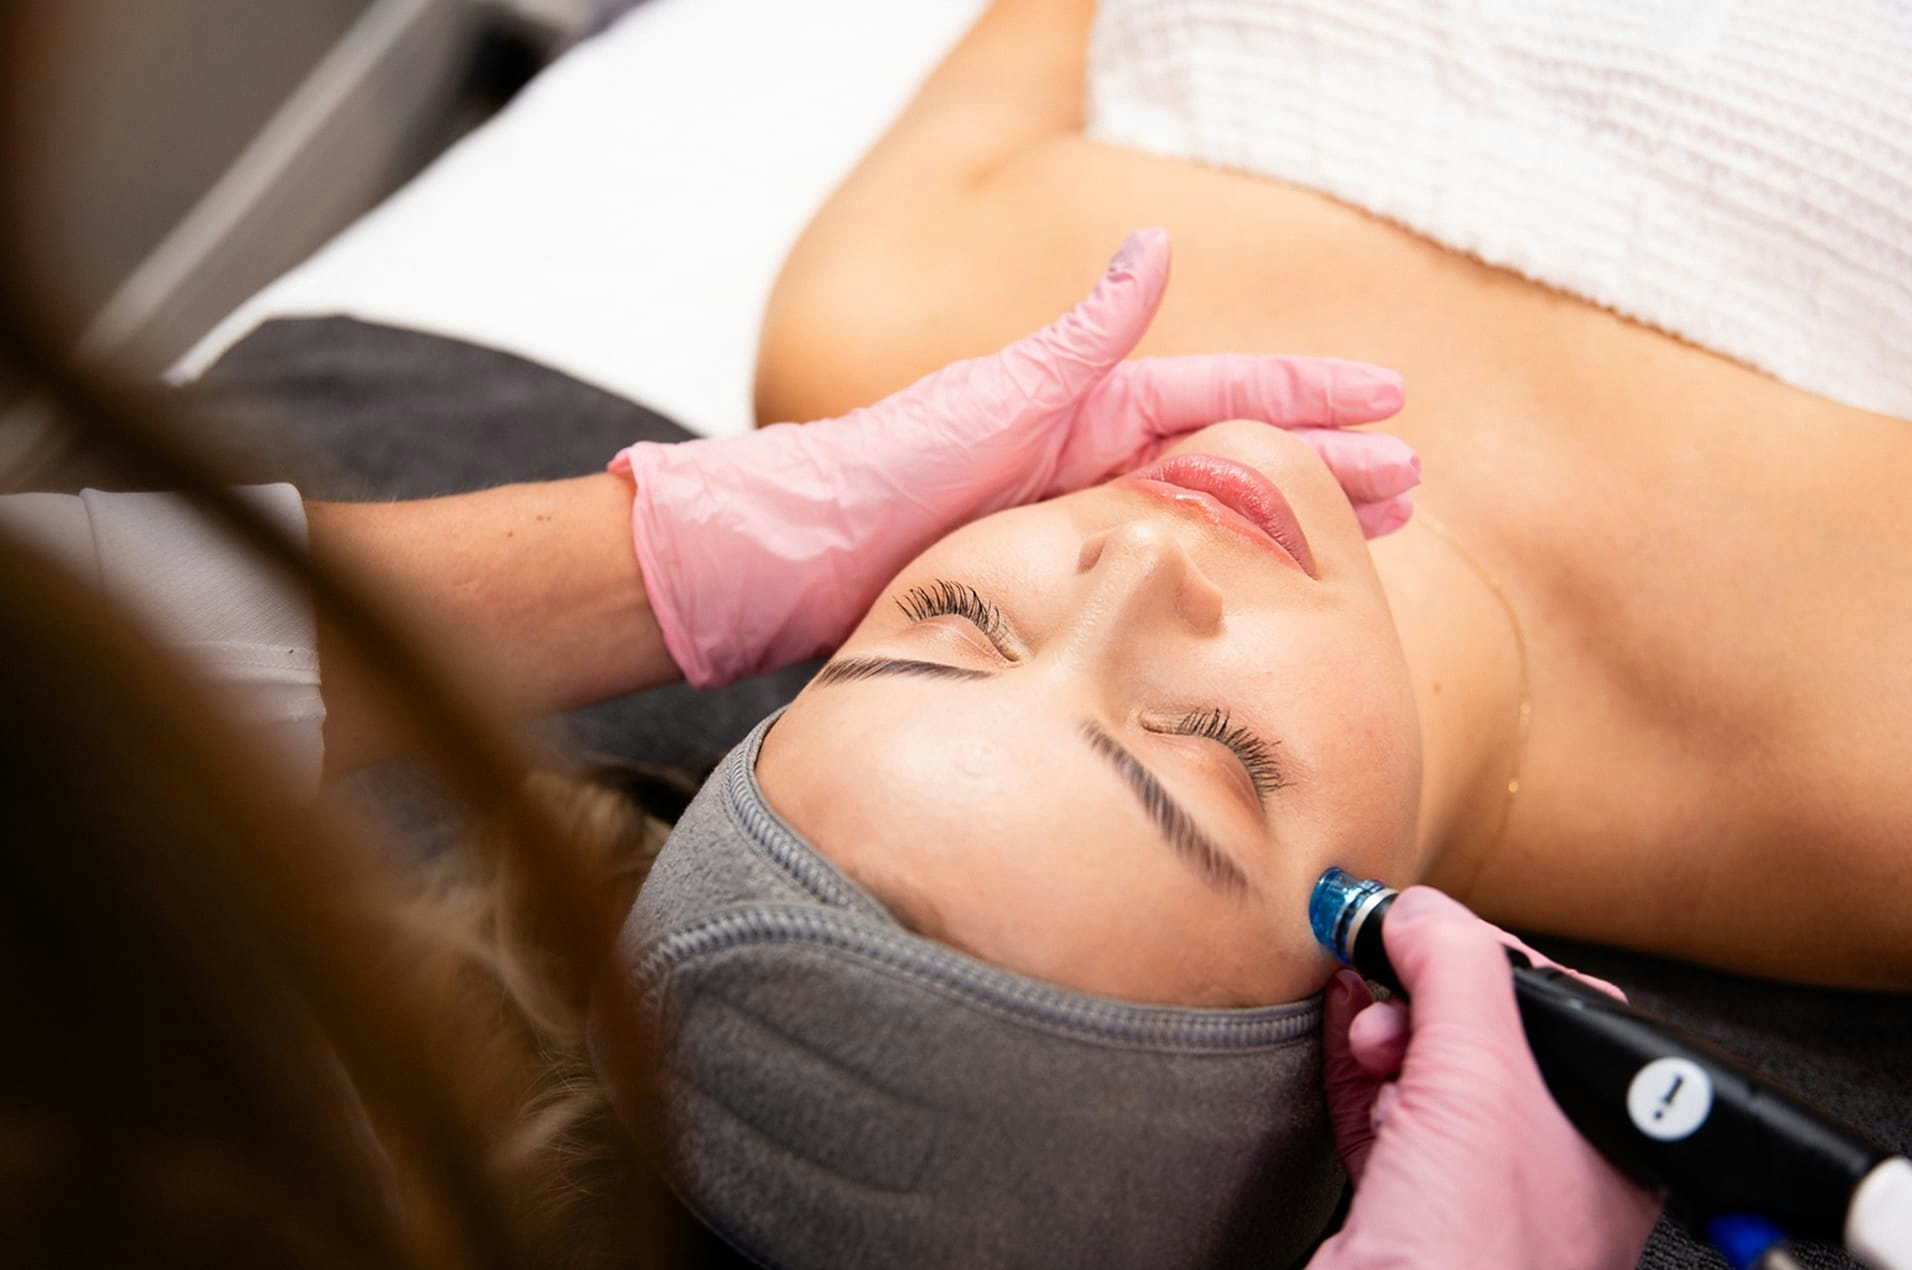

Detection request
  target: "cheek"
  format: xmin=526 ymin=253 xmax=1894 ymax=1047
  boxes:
xmin=1322 ymin=684 xmax=1423 ymax=880
xmin=1245 ymin=626 xmax=1422 ymax=867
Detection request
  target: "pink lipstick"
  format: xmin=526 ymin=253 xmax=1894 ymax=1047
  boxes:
xmin=1120 ymin=454 xmax=1318 ymax=577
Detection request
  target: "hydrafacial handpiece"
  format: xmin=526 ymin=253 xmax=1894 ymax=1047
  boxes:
xmin=1310 ymin=869 xmax=1912 ymax=1270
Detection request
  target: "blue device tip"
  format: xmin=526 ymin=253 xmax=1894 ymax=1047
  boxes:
xmin=1310 ymin=867 xmax=1361 ymax=956
xmin=1311 ymin=867 xmax=1398 ymax=964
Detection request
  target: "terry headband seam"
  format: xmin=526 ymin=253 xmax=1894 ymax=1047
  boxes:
xmin=640 ymin=905 xmax=1319 ymax=1051
xmin=724 ymin=713 xmax=894 ymax=917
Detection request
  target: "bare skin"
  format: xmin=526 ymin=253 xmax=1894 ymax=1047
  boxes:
xmin=759 ymin=423 xmax=1427 ymax=1006
xmin=307 ymin=472 xmax=670 ymax=774
xmin=755 ymin=0 xmax=1912 ymax=988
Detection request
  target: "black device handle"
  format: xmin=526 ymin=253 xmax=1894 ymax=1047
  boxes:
xmin=1510 ymin=959 xmax=1887 ymax=1238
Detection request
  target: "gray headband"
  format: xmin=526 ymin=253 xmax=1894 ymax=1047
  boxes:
xmin=601 ymin=714 xmax=1343 ymax=1269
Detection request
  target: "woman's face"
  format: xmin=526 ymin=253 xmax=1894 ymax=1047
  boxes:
xmin=757 ymin=422 xmax=1422 ymax=1006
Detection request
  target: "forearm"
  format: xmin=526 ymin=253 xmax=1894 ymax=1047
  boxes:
xmin=307 ymin=472 xmax=673 ymax=773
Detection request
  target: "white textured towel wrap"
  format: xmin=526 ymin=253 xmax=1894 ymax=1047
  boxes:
xmin=1087 ymin=0 xmax=1912 ymax=420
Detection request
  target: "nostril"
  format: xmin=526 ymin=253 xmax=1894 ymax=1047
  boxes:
xmin=1080 ymin=519 xmax=1225 ymax=631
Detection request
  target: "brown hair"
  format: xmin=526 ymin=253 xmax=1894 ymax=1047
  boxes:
xmin=0 ymin=5 xmax=700 ymax=1251
xmin=0 ymin=368 xmax=691 ymax=1269
xmin=0 ymin=274 xmax=686 ymax=1270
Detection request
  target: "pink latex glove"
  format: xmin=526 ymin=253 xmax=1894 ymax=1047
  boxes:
xmin=1309 ymin=888 xmax=1662 ymax=1270
xmin=612 ymin=227 xmax=1420 ymax=688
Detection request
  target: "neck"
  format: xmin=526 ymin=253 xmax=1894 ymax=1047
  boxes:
xmin=1369 ymin=508 xmax=1529 ymax=891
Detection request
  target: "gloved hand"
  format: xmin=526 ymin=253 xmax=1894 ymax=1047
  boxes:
xmin=1309 ymin=888 xmax=1662 ymax=1270
xmin=612 ymin=227 xmax=1419 ymax=688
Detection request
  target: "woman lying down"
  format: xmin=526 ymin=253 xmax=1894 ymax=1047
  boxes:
xmin=591 ymin=245 xmax=1910 ymax=1268
xmin=589 ymin=0 xmax=1912 ymax=1262
xmin=594 ymin=420 xmax=1438 ymax=1270
xmin=597 ymin=397 xmax=1909 ymax=1265
xmin=598 ymin=417 xmax=1423 ymax=1268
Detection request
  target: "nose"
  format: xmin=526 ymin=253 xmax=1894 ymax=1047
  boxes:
xmin=1064 ymin=518 xmax=1225 ymax=660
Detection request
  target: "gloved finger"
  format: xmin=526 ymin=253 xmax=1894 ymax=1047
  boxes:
xmin=1346 ymin=996 xmax=1411 ymax=1076
xmin=1287 ymin=427 xmax=1422 ymax=503
xmin=996 ymin=228 xmax=1172 ymax=411
xmin=1380 ymin=886 xmax=1530 ymax=1041
xmin=1109 ymin=354 xmax=1406 ymax=435
xmin=1321 ymin=970 xmax=1384 ymax=1183
xmin=1355 ymin=494 xmax=1415 ymax=539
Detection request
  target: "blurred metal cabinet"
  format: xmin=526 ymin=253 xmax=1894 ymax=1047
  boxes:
xmin=9 ymin=0 xmax=615 ymax=375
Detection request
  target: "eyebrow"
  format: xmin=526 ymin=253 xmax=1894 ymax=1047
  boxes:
xmin=1078 ymin=722 xmax=1256 ymax=900
xmin=812 ymin=654 xmax=1257 ymax=901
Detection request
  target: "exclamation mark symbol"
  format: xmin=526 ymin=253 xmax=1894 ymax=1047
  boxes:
xmin=1630 ymin=1057 xmax=1712 ymax=1140
xmin=1654 ymin=1074 xmax=1685 ymax=1122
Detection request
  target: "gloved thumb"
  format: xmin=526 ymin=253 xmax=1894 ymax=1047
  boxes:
xmin=999 ymin=228 xmax=1171 ymax=412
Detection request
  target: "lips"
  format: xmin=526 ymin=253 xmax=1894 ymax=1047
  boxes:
xmin=1119 ymin=453 xmax=1318 ymax=577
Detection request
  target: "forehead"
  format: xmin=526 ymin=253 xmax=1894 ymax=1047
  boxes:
xmin=756 ymin=684 xmax=1292 ymax=1000
xmin=763 ymin=675 xmax=1193 ymax=895
xmin=755 ymin=654 xmax=1420 ymax=1002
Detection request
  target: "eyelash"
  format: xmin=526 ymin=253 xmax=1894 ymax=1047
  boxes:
xmin=895 ymin=579 xmax=1011 ymax=649
xmin=898 ymin=580 xmax=1283 ymax=796
xmin=1164 ymin=708 xmax=1286 ymax=797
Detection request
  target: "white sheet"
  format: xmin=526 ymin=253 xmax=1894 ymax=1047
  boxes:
xmin=177 ymin=0 xmax=984 ymax=437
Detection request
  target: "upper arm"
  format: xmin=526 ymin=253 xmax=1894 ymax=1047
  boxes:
xmin=853 ymin=0 xmax=1099 ymax=190
xmin=755 ymin=0 xmax=1100 ymax=423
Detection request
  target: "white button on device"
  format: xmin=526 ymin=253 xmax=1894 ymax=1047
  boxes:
xmin=1846 ymin=1156 xmax=1912 ymax=1270
xmin=1627 ymin=1057 xmax=1714 ymax=1141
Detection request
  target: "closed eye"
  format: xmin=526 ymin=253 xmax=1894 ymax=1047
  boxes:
xmin=1154 ymin=708 xmax=1286 ymax=802
xmin=893 ymin=581 xmax=1289 ymax=802
xmin=895 ymin=579 xmax=1015 ymax=656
